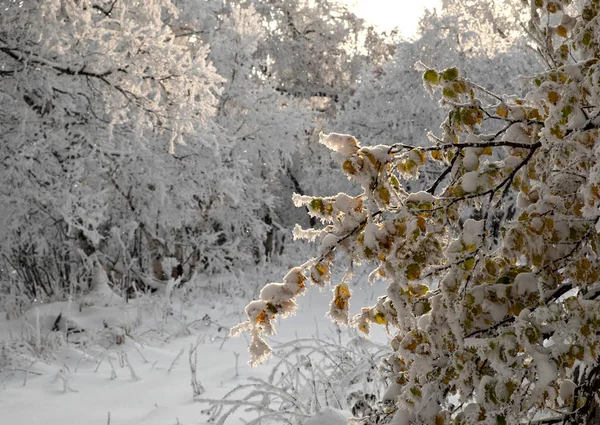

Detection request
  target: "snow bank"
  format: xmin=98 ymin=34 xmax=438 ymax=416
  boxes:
xmin=303 ymin=407 xmax=350 ymax=425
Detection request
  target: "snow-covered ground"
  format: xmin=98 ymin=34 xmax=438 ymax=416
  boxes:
xmin=1 ymin=277 xmax=389 ymax=425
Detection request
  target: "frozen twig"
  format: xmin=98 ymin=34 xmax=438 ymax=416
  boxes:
xmin=54 ymin=367 xmax=77 ymax=393
xmin=189 ymin=338 xmax=204 ymax=397
xmin=121 ymin=351 xmax=141 ymax=381
xmin=233 ymin=352 xmax=240 ymax=378
xmin=168 ymin=348 xmax=184 ymax=374
xmin=22 ymin=360 xmax=36 ymax=387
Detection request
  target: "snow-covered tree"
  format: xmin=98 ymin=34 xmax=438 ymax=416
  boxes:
xmin=173 ymin=0 xmax=394 ymax=251
xmin=250 ymin=0 xmax=393 ymax=113
xmin=236 ymin=0 xmax=600 ymax=423
xmin=0 ymin=0 xmax=245 ymax=297
xmin=334 ymin=2 xmax=541 ymax=193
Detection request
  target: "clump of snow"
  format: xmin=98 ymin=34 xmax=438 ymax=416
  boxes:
xmin=245 ymin=299 xmax=267 ymax=321
xmin=567 ymin=106 xmax=587 ymax=130
xmin=292 ymin=193 xmax=314 ymax=207
xmin=382 ymin=383 xmax=403 ymax=401
xmin=462 ymin=219 xmax=484 ymax=246
xmin=283 ymin=267 xmax=307 ymax=296
xmin=466 ymin=134 xmax=481 ymax=144
xmin=446 ymin=238 xmax=463 ymax=253
xmin=517 ymin=192 xmax=530 ymax=208
xmin=461 ymin=171 xmax=479 ymax=193
xmin=406 ymin=191 xmax=438 ymax=203
xmin=362 ymin=145 xmax=391 ymax=163
xmin=259 ymin=283 xmax=287 ymax=303
xmin=363 ymin=222 xmax=381 ymax=248
xmin=335 ymin=192 xmax=361 ymax=212
xmin=320 ymin=132 xmax=360 ymax=155
xmin=502 ymin=123 xmax=529 ymax=144
xmin=389 ymin=408 xmax=412 ymax=425
xmin=559 ymin=379 xmax=576 ymax=403
xmin=510 ymin=107 xmax=525 ymax=120
xmin=483 ymin=300 xmax=508 ymax=322
xmin=463 ymin=148 xmax=479 ymax=171
xmin=320 ymin=233 xmax=339 ymax=252
xmin=532 ymin=351 xmax=557 ymax=389
xmin=515 ymin=273 xmax=538 ymax=296
xmin=418 ymin=312 xmax=432 ymax=330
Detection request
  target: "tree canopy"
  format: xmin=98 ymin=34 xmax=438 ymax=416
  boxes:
xmin=235 ymin=1 xmax=600 ymax=424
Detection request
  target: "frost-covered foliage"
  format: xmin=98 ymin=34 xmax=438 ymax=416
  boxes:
xmin=236 ymin=1 xmax=600 ymax=423
xmin=334 ymin=2 xmax=541 ymax=195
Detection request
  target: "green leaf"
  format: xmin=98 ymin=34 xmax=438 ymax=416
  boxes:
xmin=310 ymin=198 xmax=324 ymax=212
xmin=423 ymin=69 xmax=439 ymax=84
xmin=442 ymin=67 xmax=459 ymax=81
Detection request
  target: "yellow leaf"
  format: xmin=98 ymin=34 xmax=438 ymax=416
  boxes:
xmin=337 ymin=283 xmax=351 ymax=298
xmin=315 ymin=264 xmax=327 ymax=275
xmin=497 ymin=103 xmax=509 ymax=118
xmin=485 ymin=259 xmax=497 ymax=275
xmin=406 ymin=263 xmax=421 ymax=280
xmin=442 ymin=88 xmax=456 ymax=98
xmin=509 ymin=302 xmax=525 ymax=316
xmin=255 ymin=310 xmax=269 ymax=325
xmin=362 ymin=151 xmax=380 ymax=168
xmin=546 ymin=1 xmax=558 ymax=13
xmin=333 ymin=284 xmax=351 ymax=310
xmin=396 ymin=222 xmax=407 ymax=237
xmin=548 ymin=91 xmax=560 ymax=104
xmin=374 ymin=312 xmax=387 ymax=324
xmin=430 ymin=150 xmax=442 ymax=160
xmin=334 ymin=296 xmax=346 ymax=310
xmin=417 ymin=216 xmax=427 ymax=233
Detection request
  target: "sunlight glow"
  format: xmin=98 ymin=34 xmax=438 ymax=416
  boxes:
xmin=343 ymin=0 xmax=441 ymax=37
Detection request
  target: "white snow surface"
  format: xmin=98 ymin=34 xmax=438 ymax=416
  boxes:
xmin=0 ymin=276 xmax=389 ymax=425
xmin=303 ymin=407 xmax=350 ymax=425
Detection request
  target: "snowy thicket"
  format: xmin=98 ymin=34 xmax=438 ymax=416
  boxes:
xmin=0 ymin=0 xmax=231 ymax=299
xmin=0 ymin=0 xmax=388 ymax=303
xmin=237 ymin=1 xmax=600 ymax=424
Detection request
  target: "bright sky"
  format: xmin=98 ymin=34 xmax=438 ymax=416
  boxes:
xmin=343 ymin=0 xmax=441 ymax=37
